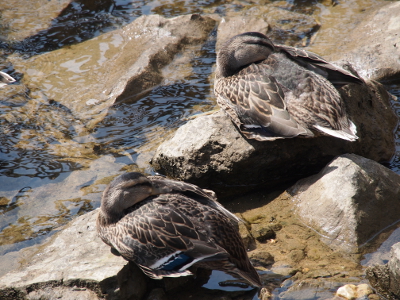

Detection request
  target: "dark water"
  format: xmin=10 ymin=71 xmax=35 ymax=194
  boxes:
xmin=0 ymin=0 xmax=399 ymax=297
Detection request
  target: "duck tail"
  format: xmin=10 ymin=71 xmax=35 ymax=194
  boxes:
xmin=313 ymin=120 xmax=358 ymax=142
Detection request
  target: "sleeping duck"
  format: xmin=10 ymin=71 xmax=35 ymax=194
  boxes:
xmin=97 ymin=172 xmax=261 ymax=288
xmin=214 ymin=32 xmax=363 ymax=142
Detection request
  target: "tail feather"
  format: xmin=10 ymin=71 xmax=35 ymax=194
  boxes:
xmin=313 ymin=123 xmax=358 ymax=141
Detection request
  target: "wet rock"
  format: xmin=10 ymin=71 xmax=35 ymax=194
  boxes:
xmin=0 ymin=0 xmax=71 ymax=41
xmin=289 ymin=154 xmax=400 ymax=253
xmin=251 ymin=223 xmax=279 ymax=243
xmin=151 ymin=79 xmax=397 ymax=197
xmin=8 ymin=13 xmax=216 ymax=129
xmin=0 ymin=209 xmax=127 ymax=299
xmin=326 ymin=2 xmax=400 ymax=82
xmin=249 ymin=249 xmax=274 ymax=267
xmin=366 ymin=242 xmax=400 ymax=299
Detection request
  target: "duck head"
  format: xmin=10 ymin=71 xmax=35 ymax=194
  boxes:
xmin=100 ymin=172 xmax=156 ymax=223
xmin=216 ymin=32 xmax=275 ymax=78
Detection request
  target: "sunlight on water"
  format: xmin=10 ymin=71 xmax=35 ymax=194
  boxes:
xmin=0 ymin=1 xmax=399 ymax=298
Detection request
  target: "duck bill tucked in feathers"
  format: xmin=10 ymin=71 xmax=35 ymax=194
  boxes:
xmin=97 ymin=172 xmax=261 ymax=288
xmin=215 ymin=32 xmax=362 ymax=142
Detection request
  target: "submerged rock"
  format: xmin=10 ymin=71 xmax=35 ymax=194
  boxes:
xmin=366 ymin=242 xmax=400 ymax=299
xmin=289 ymin=154 xmax=400 ymax=253
xmin=7 ymin=13 xmax=216 ymax=129
xmin=151 ymin=79 xmax=397 ymax=197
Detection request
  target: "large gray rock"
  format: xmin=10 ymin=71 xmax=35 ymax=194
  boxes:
xmin=0 ymin=209 xmax=253 ymax=300
xmin=151 ymin=79 xmax=397 ymax=197
xmin=289 ymin=154 xmax=400 ymax=254
xmin=0 ymin=209 xmax=136 ymax=300
xmin=366 ymin=242 xmax=400 ymax=299
xmin=326 ymin=2 xmax=400 ymax=82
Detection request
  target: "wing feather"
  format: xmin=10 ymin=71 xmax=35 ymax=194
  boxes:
xmin=215 ymin=70 xmax=311 ymax=140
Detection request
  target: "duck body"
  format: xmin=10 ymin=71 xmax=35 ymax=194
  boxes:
xmin=97 ymin=172 xmax=261 ymax=288
xmin=215 ymin=32 xmax=363 ymax=141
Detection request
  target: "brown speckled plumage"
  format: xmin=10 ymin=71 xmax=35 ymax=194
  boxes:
xmin=215 ymin=32 xmax=363 ymax=141
xmin=97 ymin=172 xmax=261 ymax=288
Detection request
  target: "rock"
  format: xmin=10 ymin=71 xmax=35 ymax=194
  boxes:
xmin=326 ymin=2 xmax=400 ymax=82
xmin=7 ymin=13 xmax=216 ymax=129
xmin=0 ymin=0 xmax=71 ymax=41
xmin=336 ymin=284 xmax=357 ymax=300
xmin=215 ymin=3 xmax=320 ymax=51
xmin=249 ymin=249 xmax=275 ymax=267
xmin=146 ymin=288 xmax=168 ymax=300
xmin=251 ymin=223 xmax=278 ymax=243
xmin=151 ymin=79 xmax=397 ymax=197
xmin=366 ymin=242 xmax=400 ymax=299
xmin=356 ymin=284 xmax=373 ymax=298
xmin=289 ymin=154 xmax=400 ymax=253
xmin=0 ymin=209 xmax=128 ymax=299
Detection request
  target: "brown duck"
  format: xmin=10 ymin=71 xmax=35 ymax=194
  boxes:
xmin=97 ymin=172 xmax=261 ymax=288
xmin=214 ymin=32 xmax=363 ymax=141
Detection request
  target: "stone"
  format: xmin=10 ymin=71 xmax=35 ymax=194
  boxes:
xmin=0 ymin=209 xmax=127 ymax=299
xmin=251 ymin=223 xmax=277 ymax=243
xmin=215 ymin=3 xmax=320 ymax=52
xmin=7 ymin=13 xmax=216 ymax=129
xmin=151 ymin=79 xmax=397 ymax=198
xmin=336 ymin=284 xmax=357 ymax=300
xmin=0 ymin=0 xmax=71 ymax=41
xmin=356 ymin=284 xmax=373 ymax=298
xmin=289 ymin=154 xmax=400 ymax=253
xmin=366 ymin=242 xmax=400 ymax=299
xmin=326 ymin=2 xmax=400 ymax=82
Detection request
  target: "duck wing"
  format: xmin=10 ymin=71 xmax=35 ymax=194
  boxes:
xmin=215 ymin=66 xmax=312 ymax=141
xmin=149 ymin=176 xmax=240 ymax=224
xmin=277 ymin=45 xmax=363 ymax=86
xmin=108 ymin=195 xmax=230 ymax=279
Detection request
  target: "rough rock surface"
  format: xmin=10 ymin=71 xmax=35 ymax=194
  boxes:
xmin=0 ymin=209 xmax=257 ymax=300
xmin=326 ymin=1 xmax=400 ymax=82
xmin=151 ymin=79 xmax=398 ymax=197
xmin=215 ymin=3 xmax=320 ymax=52
xmin=289 ymin=154 xmax=400 ymax=253
xmin=0 ymin=209 xmax=129 ymax=299
xmin=366 ymin=242 xmax=400 ymax=300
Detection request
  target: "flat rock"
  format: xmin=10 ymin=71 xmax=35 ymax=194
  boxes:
xmin=0 ymin=209 xmax=129 ymax=299
xmin=7 ymin=13 xmax=216 ymax=129
xmin=289 ymin=154 xmax=400 ymax=253
xmin=151 ymin=79 xmax=397 ymax=197
xmin=326 ymin=2 xmax=400 ymax=82
xmin=366 ymin=242 xmax=400 ymax=299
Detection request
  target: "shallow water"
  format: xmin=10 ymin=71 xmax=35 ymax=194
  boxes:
xmin=0 ymin=0 xmax=399 ymax=298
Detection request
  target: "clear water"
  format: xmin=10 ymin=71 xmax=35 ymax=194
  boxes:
xmin=0 ymin=0 xmax=399 ymax=298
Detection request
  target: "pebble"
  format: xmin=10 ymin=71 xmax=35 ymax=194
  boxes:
xmin=336 ymin=284 xmax=374 ymax=300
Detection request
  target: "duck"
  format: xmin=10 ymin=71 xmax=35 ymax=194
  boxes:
xmin=96 ymin=172 xmax=261 ymax=288
xmin=214 ymin=32 xmax=363 ymax=142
